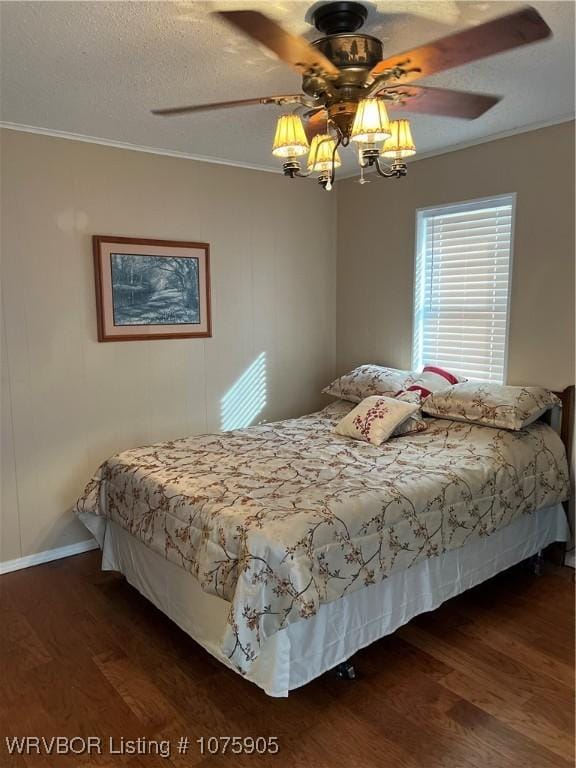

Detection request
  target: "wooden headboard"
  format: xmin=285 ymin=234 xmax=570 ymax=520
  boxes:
xmin=552 ymin=385 xmax=574 ymax=465
xmin=547 ymin=386 xmax=574 ymax=563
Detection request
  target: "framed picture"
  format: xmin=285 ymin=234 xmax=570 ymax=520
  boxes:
xmin=93 ymin=236 xmax=211 ymax=341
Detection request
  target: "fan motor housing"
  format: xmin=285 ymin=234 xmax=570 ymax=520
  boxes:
xmin=313 ymin=34 xmax=383 ymax=71
xmin=312 ymin=2 xmax=368 ymax=35
xmin=304 ymin=31 xmax=384 ymax=135
xmin=304 ymin=32 xmax=382 ymax=103
xmin=304 ymin=2 xmax=387 ymax=138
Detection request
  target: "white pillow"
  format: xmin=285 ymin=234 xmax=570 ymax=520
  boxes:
xmin=423 ymin=383 xmax=561 ymax=430
xmin=335 ymin=395 xmax=419 ymax=446
xmin=323 ymin=364 xmax=410 ymax=403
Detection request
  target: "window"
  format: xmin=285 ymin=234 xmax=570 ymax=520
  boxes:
xmin=412 ymin=194 xmax=515 ymax=383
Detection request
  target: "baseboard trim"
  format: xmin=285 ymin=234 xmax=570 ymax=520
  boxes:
xmin=565 ymin=549 xmax=575 ymax=569
xmin=0 ymin=539 xmax=99 ymax=575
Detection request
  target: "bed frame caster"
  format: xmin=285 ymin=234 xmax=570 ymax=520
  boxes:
xmin=531 ymin=551 xmax=544 ymax=576
xmin=334 ymin=660 xmax=357 ymax=680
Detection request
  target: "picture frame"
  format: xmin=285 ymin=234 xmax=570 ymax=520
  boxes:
xmin=93 ymin=235 xmax=211 ymax=342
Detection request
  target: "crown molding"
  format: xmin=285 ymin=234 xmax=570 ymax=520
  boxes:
xmin=337 ymin=114 xmax=575 ymax=180
xmin=0 ymin=121 xmax=278 ymax=175
xmin=1 ymin=114 xmax=574 ymax=182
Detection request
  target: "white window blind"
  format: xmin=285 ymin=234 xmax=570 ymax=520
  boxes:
xmin=413 ymin=195 xmax=515 ymax=383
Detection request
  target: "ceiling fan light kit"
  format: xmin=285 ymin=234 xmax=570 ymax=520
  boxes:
xmin=272 ymin=114 xmax=310 ymax=158
xmin=152 ymin=2 xmax=552 ymax=191
xmin=381 ymin=119 xmax=416 ymax=159
xmin=350 ymin=98 xmax=391 ymax=144
xmin=308 ymin=133 xmax=342 ymax=173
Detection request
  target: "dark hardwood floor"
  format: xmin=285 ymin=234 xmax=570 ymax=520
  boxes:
xmin=1 ymin=551 xmax=574 ymax=768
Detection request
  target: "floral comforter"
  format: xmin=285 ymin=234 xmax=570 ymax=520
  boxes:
xmin=75 ymin=401 xmax=569 ymax=673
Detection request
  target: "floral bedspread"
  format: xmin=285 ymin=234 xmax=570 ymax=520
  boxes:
xmin=75 ymin=401 xmax=569 ymax=673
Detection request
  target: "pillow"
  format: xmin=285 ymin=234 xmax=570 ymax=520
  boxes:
xmin=323 ymin=364 xmax=411 ymax=403
xmin=335 ymin=395 xmax=419 ymax=446
xmin=405 ymin=365 xmax=466 ymax=399
xmin=393 ymin=390 xmax=428 ymax=437
xmin=423 ymin=382 xmax=561 ymax=431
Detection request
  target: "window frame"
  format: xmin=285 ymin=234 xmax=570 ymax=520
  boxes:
xmin=412 ymin=193 xmax=517 ymax=384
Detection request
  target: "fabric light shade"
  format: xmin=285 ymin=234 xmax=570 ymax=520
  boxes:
xmin=272 ymin=114 xmax=309 ymax=158
xmin=307 ymin=134 xmax=342 ymax=172
xmin=381 ymin=119 xmax=416 ymax=158
xmin=350 ymin=99 xmax=391 ymax=144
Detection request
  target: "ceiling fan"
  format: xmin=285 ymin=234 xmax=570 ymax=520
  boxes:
xmin=152 ymin=2 xmax=552 ymax=190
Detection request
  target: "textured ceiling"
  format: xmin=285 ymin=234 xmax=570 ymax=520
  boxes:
xmin=1 ymin=1 xmax=574 ymax=175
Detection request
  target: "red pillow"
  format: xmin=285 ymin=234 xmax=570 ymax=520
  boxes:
xmin=406 ymin=365 xmax=465 ymax=399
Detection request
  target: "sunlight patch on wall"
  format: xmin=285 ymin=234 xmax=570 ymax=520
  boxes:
xmin=220 ymin=352 xmax=267 ymax=431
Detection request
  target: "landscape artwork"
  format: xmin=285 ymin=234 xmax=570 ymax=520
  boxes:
xmin=110 ymin=253 xmax=200 ymax=326
xmin=93 ymin=236 xmax=211 ymax=341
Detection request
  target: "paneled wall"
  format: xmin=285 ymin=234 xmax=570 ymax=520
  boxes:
xmin=2 ymin=122 xmax=574 ymax=565
xmin=336 ymin=121 xmax=575 ymax=390
xmin=0 ymin=130 xmax=337 ymax=562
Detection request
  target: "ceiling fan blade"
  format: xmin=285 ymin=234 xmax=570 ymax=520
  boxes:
xmin=304 ymin=109 xmax=328 ymax=141
xmin=370 ymin=6 xmax=551 ymax=84
xmin=216 ymin=10 xmax=340 ymax=78
xmin=384 ymin=85 xmax=501 ymax=119
xmin=152 ymin=95 xmax=302 ymax=117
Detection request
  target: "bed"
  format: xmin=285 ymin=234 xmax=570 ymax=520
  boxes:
xmin=75 ymin=386 xmax=573 ymax=697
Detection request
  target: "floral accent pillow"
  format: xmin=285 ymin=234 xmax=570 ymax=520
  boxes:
xmin=323 ymin=365 xmax=411 ymax=403
xmin=405 ymin=365 xmax=467 ymax=400
xmin=423 ymin=383 xmax=561 ymax=431
xmin=335 ymin=395 xmax=420 ymax=446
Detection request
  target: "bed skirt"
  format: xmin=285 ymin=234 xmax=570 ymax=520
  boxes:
xmin=79 ymin=504 xmax=568 ymax=697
